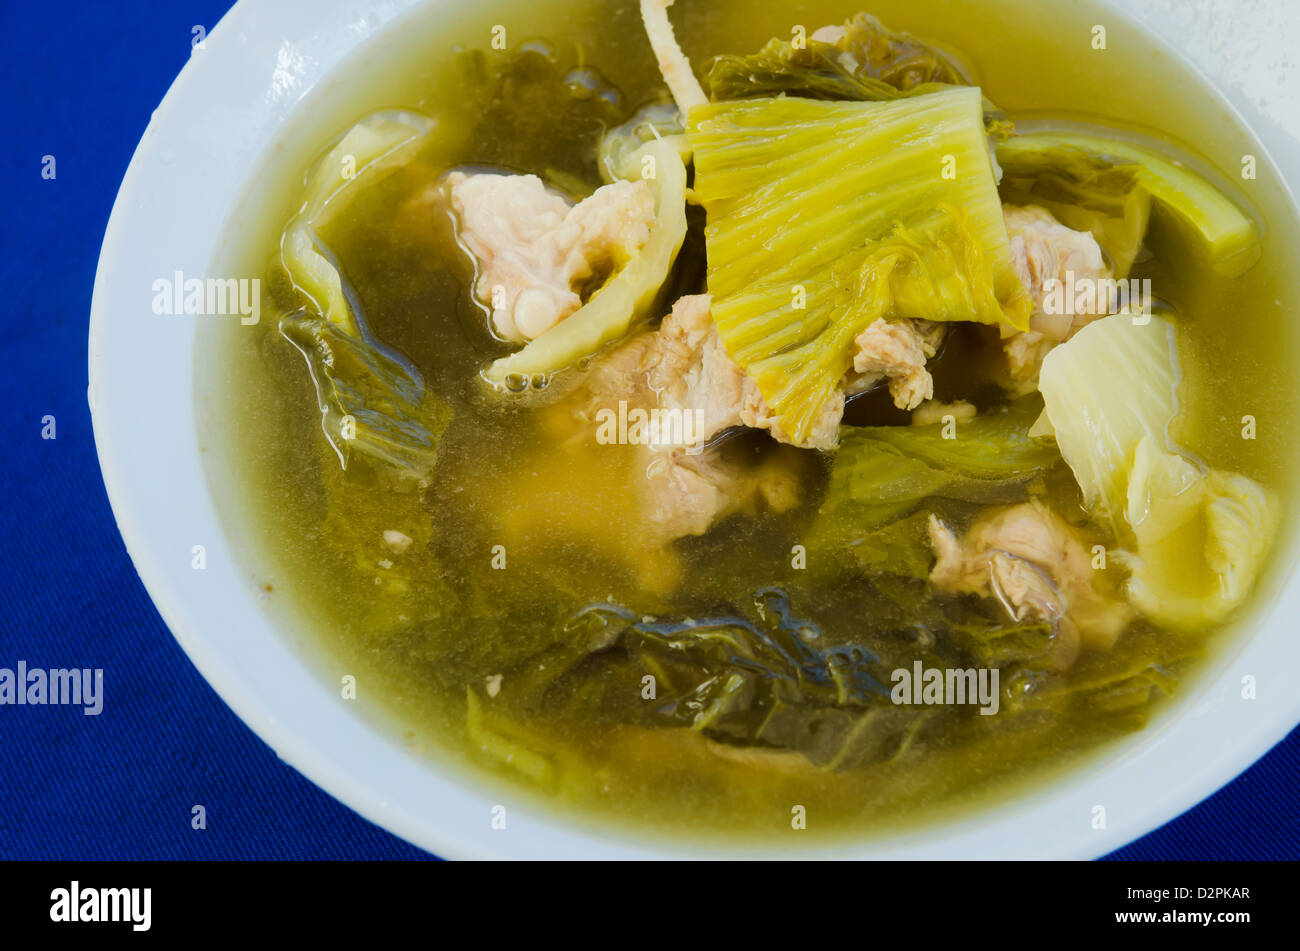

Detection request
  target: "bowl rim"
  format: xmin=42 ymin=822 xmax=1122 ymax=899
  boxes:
xmin=89 ymin=0 xmax=1300 ymax=859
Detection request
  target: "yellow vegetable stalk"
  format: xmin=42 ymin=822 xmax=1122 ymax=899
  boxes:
xmin=689 ymin=88 xmax=1032 ymax=445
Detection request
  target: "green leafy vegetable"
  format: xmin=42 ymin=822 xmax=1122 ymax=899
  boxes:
xmin=997 ymin=143 xmax=1151 ymax=279
xmin=832 ymin=569 xmax=1174 ymax=732
xmin=597 ymin=101 xmax=688 ymax=184
xmin=282 ymin=111 xmax=434 ymax=336
xmin=703 ymin=13 xmax=1012 ymax=135
xmin=487 ymin=578 xmax=1179 ymax=772
xmin=453 ymin=43 xmax=624 ymax=189
xmin=940 ymin=599 xmax=1190 ymax=733
xmin=815 ymin=397 xmax=1060 ymax=540
xmin=861 ymin=572 xmax=1061 ymax=672
xmin=839 ymin=510 xmax=937 ymax=579
xmin=313 ymin=453 xmax=458 ymax=637
xmin=863 ymin=398 xmax=1063 ymax=477
xmin=281 ymin=315 xmax=451 ymax=476
xmin=952 ymin=618 xmax=1057 ymax=669
xmin=278 ymin=110 xmax=452 ymax=480
xmin=706 ymin=12 xmax=963 ymax=99
xmin=996 ymin=618 xmax=1202 ymax=733
xmin=466 ymin=688 xmax=558 ymax=788
xmin=803 ymin=399 xmax=1061 ymax=627
xmin=689 ymin=88 xmax=1032 ymax=444
xmin=484 ymin=137 xmax=688 ymax=384
xmin=998 ymin=131 xmax=1260 ymax=277
xmin=1038 ymin=313 xmax=1277 ymax=629
xmin=554 ymin=589 xmax=939 ymax=771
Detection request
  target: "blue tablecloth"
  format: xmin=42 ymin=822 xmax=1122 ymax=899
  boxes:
xmin=0 ymin=0 xmax=1294 ymax=860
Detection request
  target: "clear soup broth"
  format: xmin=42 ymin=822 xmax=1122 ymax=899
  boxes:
xmin=199 ymin=0 xmax=1300 ymax=846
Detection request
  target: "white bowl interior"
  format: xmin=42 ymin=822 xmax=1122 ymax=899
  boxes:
xmin=90 ymin=0 xmax=1300 ymax=858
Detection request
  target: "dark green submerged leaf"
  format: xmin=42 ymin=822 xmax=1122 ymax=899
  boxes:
xmin=453 ymin=41 xmax=625 ymax=190
xmin=476 ymin=582 xmax=1185 ymax=777
xmin=276 ymin=109 xmax=454 ymax=482
xmin=459 ymin=588 xmax=952 ymax=773
xmin=281 ymin=313 xmax=452 ymax=480
xmin=548 ymin=588 xmax=941 ymax=771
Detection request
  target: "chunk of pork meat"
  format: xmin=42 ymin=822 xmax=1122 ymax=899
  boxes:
xmin=572 ymin=296 xmax=805 ymax=543
xmin=556 ymin=291 xmax=946 ymax=542
xmin=446 ymin=171 xmax=655 ymax=343
xmin=850 ymin=318 xmax=945 ymax=410
xmin=650 ymin=295 xmax=843 ymax=451
xmin=640 ymin=444 xmax=802 ymax=543
xmin=1001 ymin=205 xmax=1112 ymax=389
xmin=928 ymin=501 xmax=1132 ymax=669
xmin=649 ymin=294 xmax=765 ymax=447
xmin=648 ymin=296 xmax=942 ymax=450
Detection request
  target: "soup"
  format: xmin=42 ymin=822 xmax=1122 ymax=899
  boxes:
xmin=200 ymin=0 xmax=1300 ymax=845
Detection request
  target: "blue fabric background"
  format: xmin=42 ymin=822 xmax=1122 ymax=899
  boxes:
xmin=0 ymin=0 xmax=1294 ymax=861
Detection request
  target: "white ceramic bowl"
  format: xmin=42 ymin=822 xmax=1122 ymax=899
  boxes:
xmin=90 ymin=0 xmax=1300 ymax=859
